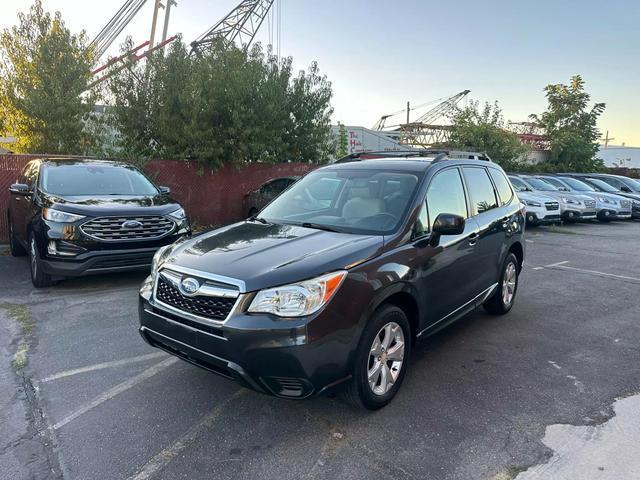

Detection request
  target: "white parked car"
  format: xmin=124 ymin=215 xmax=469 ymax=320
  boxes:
xmin=509 ymin=176 xmax=561 ymax=226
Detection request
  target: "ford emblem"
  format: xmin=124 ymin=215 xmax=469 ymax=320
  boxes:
xmin=179 ymin=277 xmax=200 ymax=296
xmin=122 ymin=220 xmax=143 ymax=229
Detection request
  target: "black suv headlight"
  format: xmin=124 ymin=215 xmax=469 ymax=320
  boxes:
xmin=43 ymin=208 xmax=85 ymax=223
xmin=247 ymin=271 xmax=347 ymax=317
xmin=167 ymin=207 xmax=186 ymax=221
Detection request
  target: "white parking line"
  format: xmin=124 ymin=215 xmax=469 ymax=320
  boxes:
xmin=52 ymin=357 xmax=177 ymax=430
xmin=128 ymin=389 xmax=247 ymax=480
xmin=545 ymin=262 xmax=640 ymax=283
xmin=41 ymin=352 xmax=167 ymax=383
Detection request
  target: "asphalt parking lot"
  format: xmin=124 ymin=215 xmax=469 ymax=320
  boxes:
xmin=1 ymin=220 xmax=639 ymax=480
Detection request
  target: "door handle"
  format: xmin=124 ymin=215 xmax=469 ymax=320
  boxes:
xmin=467 ymin=232 xmax=479 ymax=246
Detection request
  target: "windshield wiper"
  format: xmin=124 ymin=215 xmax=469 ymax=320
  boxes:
xmin=300 ymin=222 xmax=340 ymax=233
xmin=248 ymin=216 xmax=269 ymax=224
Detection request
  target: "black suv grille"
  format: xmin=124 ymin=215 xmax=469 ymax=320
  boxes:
xmin=156 ymin=276 xmax=236 ymax=321
xmin=81 ymin=216 xmax=174 ymax=241
xmin=545 ymin=202 xmax=559 ymax=211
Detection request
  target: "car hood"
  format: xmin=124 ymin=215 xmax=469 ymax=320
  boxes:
xmin=161 ymin=221 xmax=385 ymax=292
xmin=516 ymin=191 xmax=558 ymax=203
xmin=530 ymin=190 xmax=590 ymax=201
xmin=43 ymin=193 xmax=181 ymax=216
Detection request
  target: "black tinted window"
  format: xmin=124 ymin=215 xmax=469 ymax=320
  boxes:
xmin=426 ymin=168 xmax=467 ymax=228
xmin=41 ymin=163 xmax=158 ymax=196
xmin=488 ymin=169 xmax=513 ymax=205
xmin=462 ymin=167 xmax=498 ymax=215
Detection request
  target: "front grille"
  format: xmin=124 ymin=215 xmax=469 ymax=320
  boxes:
xmin=92 ymin=252 xmax=155 ymax=269
xmin=156 ymin=276 xmax=236 ymax=321
xmin=81 ymin=216 xmax=174 ymax=241
xmin=545 ymin=202 xmax=559 ymax=211
xmin=584 ymin=200 xmax=596 ymax=208
xmin=620 ymin=200 xmax=632 ymax=209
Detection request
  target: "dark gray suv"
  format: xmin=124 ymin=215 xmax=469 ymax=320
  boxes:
xmin=139 ymin=154 xmax=525 ymax=409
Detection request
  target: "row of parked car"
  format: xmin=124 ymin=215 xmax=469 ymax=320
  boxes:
xmin=509 ymin=172 xmax=640 ymax=226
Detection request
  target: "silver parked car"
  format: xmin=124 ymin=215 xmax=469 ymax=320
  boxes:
xmin=535 ymin=175 xmax=632 ymax=222
xmin=509 ymin=176 xmax=560 ymax=226
xmin=510 ymin=175 xmax=597 ymax=222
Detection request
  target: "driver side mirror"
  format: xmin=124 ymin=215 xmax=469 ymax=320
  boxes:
xmin=621 ymin=185 xmax=632 ymax=193
xmin=432 ymin=213 xmax=466 ymax=236
xmin=9 ymin=183 xmax=31 ymax=196
xmin=159 ymin=186 xmax=170 ymax=194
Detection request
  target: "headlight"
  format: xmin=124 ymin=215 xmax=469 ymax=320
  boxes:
xmin=524 ymin=200 xmax=542 ymax=207
xmin=42 ymin=208 xmax=85 ymax=223
xmin=633 ymin=200 xmax=640 ymax=207
xmin=598 ymin=196 xmax=613 ymax=204
xmin=151 ymin=245 xmax=171 ymax=277
xmin=248 ymin=271 xmax=347 ymax=317
xmin=561 ymin=197 xmax=580 ymax=205
xmin=168 ymin=207 xmax=186 ymax=221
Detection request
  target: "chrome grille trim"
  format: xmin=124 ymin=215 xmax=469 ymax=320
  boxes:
xmin=584 ymin=200 xmax=596 ymax=208
xmin=544 ymin=202 xmax=559 ymax=211
xmin=152 ymin=267 xmax=243 ymax=326
xmin=81 ymin=215 xmax=175 ymax=242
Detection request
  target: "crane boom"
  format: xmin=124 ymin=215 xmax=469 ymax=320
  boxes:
xmin=190 ymin=0 xmax=275 ymax=54
xmin=413 ymin=90 xmax=471 ymax=124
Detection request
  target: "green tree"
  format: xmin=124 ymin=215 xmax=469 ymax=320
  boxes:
xmin=0 ymin=0 xmax=95 ymax=154
xmin=107 ymin=38 xmax=334 ymax=167
xmin=530 ymin=75 xmax=605 ymax=172
xmin=448 ymin=100 xmax=529 ymax=170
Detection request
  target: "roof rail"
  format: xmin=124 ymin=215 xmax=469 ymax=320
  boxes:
xmin=334 ymin=148 xmax=491 ymax=164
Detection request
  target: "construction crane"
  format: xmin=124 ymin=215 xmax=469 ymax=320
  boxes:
xmin=190 ymin=0 xmax=276 ymax=54
xmin=87 ymin=0 xmax=149 ymax=62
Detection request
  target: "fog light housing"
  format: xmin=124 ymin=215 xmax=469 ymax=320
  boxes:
xmin=47 ymin=240 xmax=84 ymax=257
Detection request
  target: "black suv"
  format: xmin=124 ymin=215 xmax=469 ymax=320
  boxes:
xmin=7 ymin=158 xmax=190 ymax=287
xmin=139 ymin=154 xmax=525 ymax=409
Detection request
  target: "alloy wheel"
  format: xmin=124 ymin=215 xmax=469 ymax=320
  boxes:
xmin=367 ymin=321 xmax=405 ymax=396
xmin=502 ymin=262 xmax=517 ymax=306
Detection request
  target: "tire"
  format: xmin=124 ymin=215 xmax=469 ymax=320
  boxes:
xmin=483 ymin=252 xmax=519 ymax=315
xmin=8 ymin=216 xmax=27 ymax=257
xmin=342 ymin=305 xmax=411 ymax=410
xmin=28 ymin=233 xmax=54 ymax=288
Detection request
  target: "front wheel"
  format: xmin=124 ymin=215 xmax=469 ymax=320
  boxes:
xmin=29 ymin=234 xmax=54 ymax=288
xmin=342 ymin=305 xmax=411 ymax=410
xmin=483 ymin=253 xmax=519 ymax=315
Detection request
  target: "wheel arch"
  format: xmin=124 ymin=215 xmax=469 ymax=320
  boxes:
xmin=508 ymin=241 xmax=524 ymax=273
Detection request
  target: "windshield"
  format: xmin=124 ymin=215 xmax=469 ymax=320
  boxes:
xmin=41 ymin=163 xmax=159 ymax=196
xmin=559 ymin=177 xmax=595 ymax=192
xmin=586 ymin=178 xmax=618 ymax=192
xmin=259 ymin=168 xmax=421 ymax=235
xmin=508 ymin=177 xmax=528 ymax=192
xmin=522 ymin=177 xmax=558 ymax=192
xmin=618 ymin=176 xmax=640 ymax=192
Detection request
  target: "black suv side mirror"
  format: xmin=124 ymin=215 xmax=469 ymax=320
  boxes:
xmin=9 ymin=183 xmax=31 ymax=196
xmin=432 ymin=213 xmax=465 ymax=236
xmin=159 ymin=186 xmax=171 ymax=194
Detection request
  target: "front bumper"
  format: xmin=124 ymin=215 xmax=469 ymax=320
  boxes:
xmin=562 ymin=209 xmax=597 ymax=221
xmin=138 ymin=280 xmax=361 ymax=399
xmin=41 ymin=246 xmax=162 ymax=277
xmin=524 ymin=207 xmax=561 ymax=225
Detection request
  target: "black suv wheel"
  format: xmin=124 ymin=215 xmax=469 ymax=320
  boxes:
xmin=342 ymin=305 xmax=411 ymax=410
xmin=483 ymin=253 xmax=519 ymax=315
xmin=8 ymin=216 xmax=26 ymax=257
xmin=29 ymin=233 xmax=54 ymax=288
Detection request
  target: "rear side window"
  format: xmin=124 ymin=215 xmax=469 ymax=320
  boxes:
xmin=426 ymin=168 xmax=468 ymax=229
xmin=462 ymin=167 xmax=498 ymax=215
xmin=488 ymin=168 xmax=514 ymax=205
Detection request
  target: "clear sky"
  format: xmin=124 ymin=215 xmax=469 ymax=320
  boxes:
xmin=2 ymin=0 xmax=639 ymax=145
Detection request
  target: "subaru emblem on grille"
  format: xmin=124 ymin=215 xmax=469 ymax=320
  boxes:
xmin=179 ymin=277 xmax=200 ymax=296
xmin=121 ymin=220 xmax=143 ymax=229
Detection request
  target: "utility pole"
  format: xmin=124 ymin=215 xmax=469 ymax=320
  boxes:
xmin=406 ymin=101 xmax=410 ymax=125
xmin=601 ymin=130 xmax=615 ymax=148
xmin=149 ymin=0 xmax=162 ymax=48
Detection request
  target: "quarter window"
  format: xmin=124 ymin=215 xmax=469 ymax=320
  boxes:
xmin=488 ymin=168 xmax=514 ymax=206
xmin=426 ymin=168 xmax=468 ymax=229
xmin=462 ymin=167 xmax=498 ymax=215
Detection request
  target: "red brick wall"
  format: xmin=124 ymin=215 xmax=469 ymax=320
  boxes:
xmin=0 ymin=154 xmax=318 ymax=242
